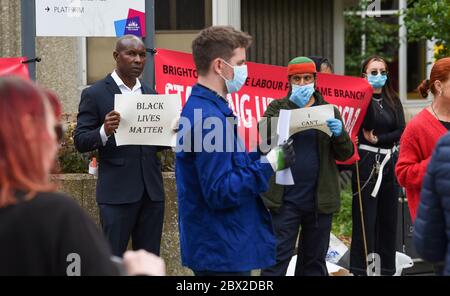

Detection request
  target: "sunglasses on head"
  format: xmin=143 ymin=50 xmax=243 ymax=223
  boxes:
xmin=368 ymin=70 xmax=388 ymax=76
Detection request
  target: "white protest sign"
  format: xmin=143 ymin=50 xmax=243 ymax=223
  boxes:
xmin=114 ymin=94 xmax=182 ymax=147
xmin=288 ymin=104 xmax=335 ymax=137
xmin=275 ymin=104 xmax=335 ymax=185
xmin=36 ymin=0 xmax=145 ymax=37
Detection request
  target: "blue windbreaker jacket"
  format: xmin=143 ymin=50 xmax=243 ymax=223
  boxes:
xmin=175 ymin=84 xmax=276 ymax=272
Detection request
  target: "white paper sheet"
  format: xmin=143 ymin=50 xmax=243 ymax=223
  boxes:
xmin=114 ymin=94 xmax=182 ymax=147
xmin=275 ymin=104 xmax=335 ymax=185
xmin=288 ymin=104 xmax=335 ymax=137
xmin=275 ymin=109 xmax=294 ymax=185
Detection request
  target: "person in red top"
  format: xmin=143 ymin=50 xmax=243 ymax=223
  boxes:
xmin=396 ymin=57 xmax=450 ymax=221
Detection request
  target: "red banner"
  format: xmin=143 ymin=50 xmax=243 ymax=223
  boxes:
xmin=316 ymin=73 xmax=373 ymax=164
xmin=155 ymin=48 xmax=372 ymax=164
xmin=0 ymin=57 xmax=30 ymax=80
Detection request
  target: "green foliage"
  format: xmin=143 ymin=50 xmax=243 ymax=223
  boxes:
xmin=57 ymin=123 xmax=92 ymax=173
xmin=332 ymin=184 xmax=353 ymax=240
xmin=345 ymin=1 xmax=399 ymax=76
xmin=158 ymin=149 xmax=175 ymax=172
xmin=403 ymin=0 xmax=450 ymax=59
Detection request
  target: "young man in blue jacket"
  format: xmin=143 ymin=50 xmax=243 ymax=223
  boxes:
xmin=175 ymin=26 xmax=295 ymax=276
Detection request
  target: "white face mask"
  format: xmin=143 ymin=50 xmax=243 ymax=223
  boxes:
xmin=219 ymin=60 xmax=248 ymax=93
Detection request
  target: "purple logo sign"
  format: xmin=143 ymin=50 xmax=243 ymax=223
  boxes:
xmin=114 ymin=9 xmax=146 ymax=37
xmin=124 ymin=16 xmax=142 ymax=36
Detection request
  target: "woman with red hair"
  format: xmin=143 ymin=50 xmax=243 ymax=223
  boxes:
xmin=396 ymin=57 xmax=450 ymax=222
xmin=0 ymin=77 xmax=164 ymax=276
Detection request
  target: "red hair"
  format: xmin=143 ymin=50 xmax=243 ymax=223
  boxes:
xmin=0 ymin=77 xmax=60 ymax=207
xmin=418 ymin=57 xmax=450 ymax=98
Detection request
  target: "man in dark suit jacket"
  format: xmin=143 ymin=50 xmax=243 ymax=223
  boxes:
xmin=74 ymin=35 xmax=165 ymax=257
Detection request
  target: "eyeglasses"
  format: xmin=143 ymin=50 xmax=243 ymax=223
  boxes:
xmin=291 ymin=74 xmax=315 ymax=84
xmin=54 ymin=124 xmax=64 ymax=144
xmin=368 ymin=70 xmax=388 ymax=76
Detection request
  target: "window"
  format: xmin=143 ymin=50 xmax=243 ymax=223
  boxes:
xmin=155 ymin=0 xmax=212 ymax=31
xmin=380 ymin=0 xmax=398 ymax=10
xmin=86 ymin=37 xmax=116 ymax=85
xmin=343 ymin=0 xmax=431 ymax=101
xmin=406 ymin=41 xmax=427 ymax=99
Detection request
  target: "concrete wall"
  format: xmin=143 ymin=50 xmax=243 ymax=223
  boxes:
xmin=0 ymin=0 xmax=83 ymax=114
xmin=0 ymin=0 xmax=21 ymax=57
xmin=36 ymin=37 xmax=82 ymax=114
xmin=155 ymin=32 xmax=198 ymax=53
xmin=53 ymin=172 xmax=193 ymax=276
xmin=403 ymin=106 xmax=425 ymax=122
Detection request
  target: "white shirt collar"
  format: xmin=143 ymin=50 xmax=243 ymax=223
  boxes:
xmin=111 ymin=70 xmax=142 ymax=93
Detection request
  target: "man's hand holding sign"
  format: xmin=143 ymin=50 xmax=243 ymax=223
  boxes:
xmin=104 ymin=111 xmax=121 ymax=136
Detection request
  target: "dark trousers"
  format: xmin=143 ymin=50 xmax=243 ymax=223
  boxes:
xmin=194 ymin=271 xmax=251 ymax=276
xmin=350 ymin=150 xmax=398 ymax=275
xmin=98 ymin=191 xmax=164 ymax=257
xmin=433 ymin=263 xmax=445 ymax=276
xmin=261 ymin=201 xmax=333 ymax=276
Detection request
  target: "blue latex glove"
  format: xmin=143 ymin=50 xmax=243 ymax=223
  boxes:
xmin=326 ymin=118 xmax=343 ymax=137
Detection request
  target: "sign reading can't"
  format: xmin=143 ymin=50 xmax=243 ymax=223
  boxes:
xmin=35 ymin=0 xmax=146 ymax=37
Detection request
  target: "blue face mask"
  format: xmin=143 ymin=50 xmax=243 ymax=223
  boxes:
xmin=289 ymin=83 xmax=315 ymax=108
xmin=220 ymin=60 xmax=248 ymax=93
xmin=367 ymin=74 xmax=387 ymax=89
